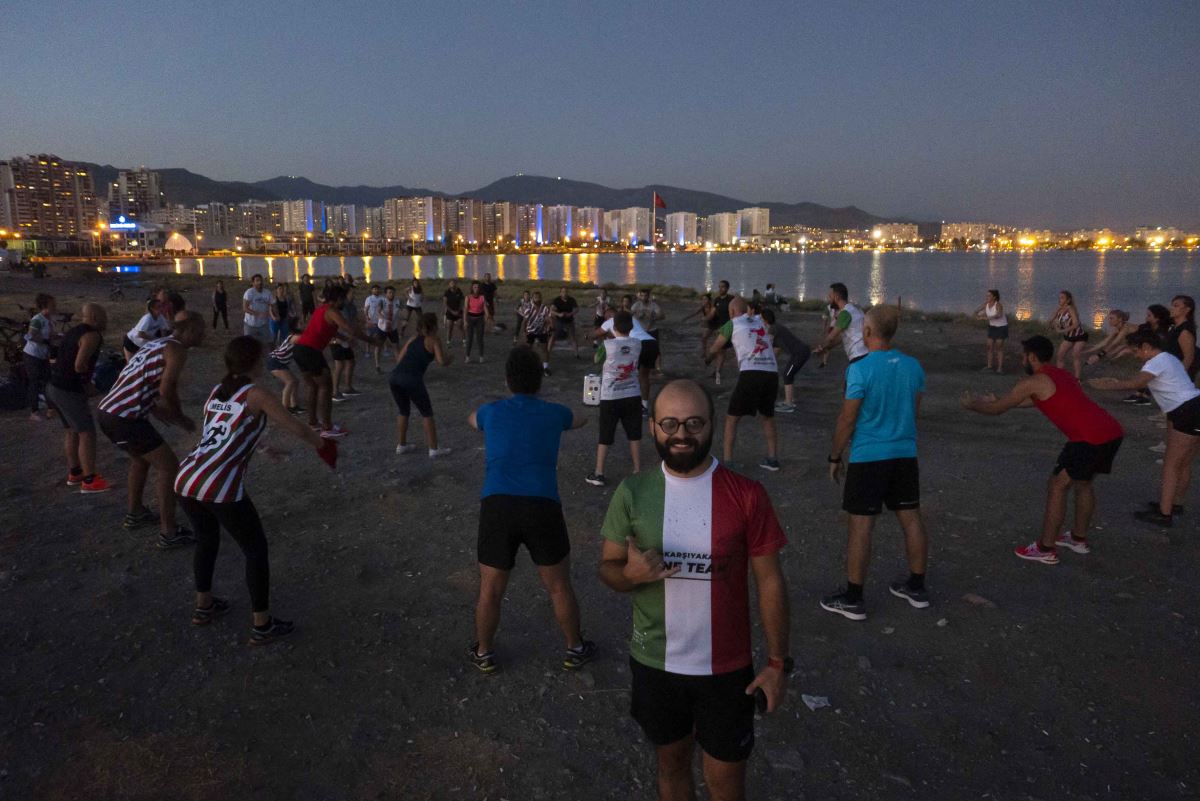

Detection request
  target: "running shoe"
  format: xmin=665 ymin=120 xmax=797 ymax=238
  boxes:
xmin=291 ymin=405 xmax=306 ymax=414
xmin=642 ymin=405 xmax=650 ymax=419
xmin=543 ymin=367 xmax=552 ymax=377
xmin=1121 ymin=393 xmax=1143 ymax=404
xmin=331 ymin=393 xmax=347 ymax=403
xmin=1014 ymin=541 xmax=1059 ymax=564
xmin=563 ymin=640 xmax=598 ymax=670
xmin=714 ymin=372 xmax=722 ymax=386
xmin=1145 ymin=500 xmax=1184 ymax=515
xmin=320 ymin=425 xmax=349 ymax=441
xmin=470 ymin=643 xmax=499 ymax=674
xmin=395 ymin=443 xmax=417 ymax=455
xmin=1149 ymin=442 xmax=1167 ymax=454
xmin=344 ymin=388 xmax=362 ymax=397
xmin=249 ymin=617 xmax=295 ymax=646
xmin=476 ymin=357 xmax=485 ymax=364
xmin=1134 ymin=509 xmax=1173 ymax=528
xmin=81 ymin=474 xmax=112 ymax=494
xmin=888 ymin=581 xmax=930 ymax=608
xmin=66 ymin=471 xmax=84 ymax=486
xmin=774 ymin=402 xmax=797 ymax=413
xmin=123 ymin=507 xmax=157 ymax=530
xmin=1055 ymin=531 xmax=1091 ymax=554
xmin=819 ymin=591 xmax=867 ymax=621
xmin=191 ymin=597 xmax=231 ymax=626
xmin=759 ymin=457 xmax=781 ymax=472
xmin=585 ymin=472 xmax=607 ymax=487
xmin=1134 ymin=396 xmax=1153 ymax=406
xmin=428 ymin=447 xmax=452 ymax=458
xmin=157 ymin=526 xmax=196 ymax=550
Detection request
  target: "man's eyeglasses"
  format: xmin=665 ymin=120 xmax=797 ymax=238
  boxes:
xmin=656 ymin=417 xmax=708 ymax=435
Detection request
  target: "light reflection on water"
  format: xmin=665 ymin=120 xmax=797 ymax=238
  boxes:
xmin=150 ymin=250 xmax=1198 ymax=324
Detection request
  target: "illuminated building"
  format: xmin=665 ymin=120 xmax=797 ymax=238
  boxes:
xmin=737 ymin=207 xmax=770 ymax=236
xmin=517 ymin=203 xmax=544 ymax=245
xmin=870 ymin=223 xmax=920 ymax=243
xmin=0 ymin=154 xmax=98 ymax=237
xmin=704 ymin=212 xmax=739 ymax=245
xmin=618 ymin=207 xmax=651 ymax=245
xmin=281 ymin=199 xmax=324 ymax=234
xmin=665 ymin=212 xmax=699 ymax=246
xmin=107 ymin=167 xmax=163 ymax=221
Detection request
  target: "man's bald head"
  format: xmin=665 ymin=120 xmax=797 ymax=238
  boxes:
xmin=81 ymin=303 xmax=107 ymax=331
xmin=651 ymin=379 xmax=714 ymax=424
xmin=729 ymin=297 xmax=747 ymax=318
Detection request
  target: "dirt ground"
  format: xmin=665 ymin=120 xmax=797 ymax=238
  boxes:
xmin=0 ymin=269 xmax=1196 ymax=801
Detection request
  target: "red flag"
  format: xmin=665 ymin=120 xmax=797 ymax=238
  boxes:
xmin=653 ymin=192 xmax=666 ymax=209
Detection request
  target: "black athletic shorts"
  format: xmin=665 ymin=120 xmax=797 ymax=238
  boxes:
xmin=638 ymin=339 xmax=660 ymax=369
xmin=987 ymin=325 xmax=1009 ymax=341
xmin=1055 ymin=438 xmax=1121 ymax=480
xmin=727 ymin=371 xmax=778 ymax=418
xmin=292 ymin=344 xmax=327 ymax=375
xmin=599 ymin=396 xmax=643 ymax=445
xmin=330 ymin=343 xmax=355 ymax=362
xmin=378 ymin=329 xmax=400 ymax=345
xmin=630 ymin=657 xmax=755 ymax=763
xmin=98 ymin=411 xmax=165 ymax=456
xmin=554 ymin=319 xmax=574 ymax=338
xmin=843 ymin=457 xmax=920 ymax=516
xmin=389 ymin=380 xmax=433 ymax=418
xmin=526 ymin=331 xmax=548 ymax=345
xmin=782 ymin=346 xmax=812 ymax=386
xmin=477 ymin=495 xmax=569 ymax=570
xmin=1168 ymin=397 xmax=1200 ymax=436
xmin=445 ymin=311 xmax=462 ymax=322
xmin=265 ymin=356 xmax=289 ymax=373
xmin=122 ymin=335 xmax=141 ymax=355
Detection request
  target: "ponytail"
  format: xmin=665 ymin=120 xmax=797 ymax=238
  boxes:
xmin=216 ymin=336 xmax=263 ymax=401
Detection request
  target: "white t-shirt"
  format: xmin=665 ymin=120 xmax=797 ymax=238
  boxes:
xmin=363 ymin=294 xmax=385 ymax=324
xmin=243 ymin=288 xmax=272 ymax=327
xmin=601 ymin=316 xmax=654 ymax=341
xmin=986 ymin=302 xmax=1007 ymax=327
xmin=718 ymin=314 xmax=778 ymax=373
xmin=377 ymin=298 xmax=402 ymax=331
xmin=597 ymin=336 xmax=643 ymax=401
xmin=126 ymin=312 xmax=171 ymax=349
xmin=631 ymin=300 xmax=661 ymax=330
xmin=23 ymin=312 xmax=53 ymax=359
xmin=407 ymin=289 xmax=423 ymax=309
xmin=837 ymin=303 xmax=868 ymax=360
xmin=1142 ymin=352 xmax=1200 ymax=413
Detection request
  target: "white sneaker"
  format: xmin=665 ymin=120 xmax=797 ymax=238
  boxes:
xmin=1149 ymin=442 xmax=1167 ymax=454
xmin=774 ymin=402 xmax=796 ymax=413
xmin=395 ymin=444 xmax=417 ymax=455
xmin=429 ymin=447 xmax=452 ymax=458
xmin=1055 ymin=530 xmax=1091 ymax=554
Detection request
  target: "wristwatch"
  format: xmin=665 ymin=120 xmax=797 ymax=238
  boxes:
xmin=768 ymin=656 xmax=795 ymax=675
xmin=827 ymin=455 xmax=842 ymax=464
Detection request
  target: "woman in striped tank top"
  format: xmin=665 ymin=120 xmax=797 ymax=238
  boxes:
xmin=175 ymin=336 xmax=339 ymax=645
xmin=267 ymin=323 xmax=303 ymax=414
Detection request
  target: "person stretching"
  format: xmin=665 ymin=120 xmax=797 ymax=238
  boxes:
xmin=391 ymin=313 xmax=453 ymax=458
xmin=1083 ymin=310 xmax=1135 ymax=366
xmin=1089 ymin=329 xmax=1200 ymax=528
xmin=465 ymin=281 xmax=488 ymax=363
xmin=973 ymin=289 xmax=1008 ymax=373
xmin=812 ymin=282 xmax=868 ymax=367
xmin=761 ymin=308 xmax=811 ymax=413
xmin=175 ymin=336 xmax=338 ymax=645
xmin=291 ymin=285 xmax=368 ymax=439
xmin=962 ymin=335 xmax=1123 ymax=563
xmin=587 ymin=311 xmax=643 ymax=487
xmin=46 ymin=303 xmax=111 ymax=494
xmin=706 ymin=298 xmax=780 ymax=471
xmin=266 ymin=325 xmax=303 ymax=414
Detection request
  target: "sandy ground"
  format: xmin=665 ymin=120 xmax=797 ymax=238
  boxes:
xmin=0 ymin=269 xmax=1196 ymax=801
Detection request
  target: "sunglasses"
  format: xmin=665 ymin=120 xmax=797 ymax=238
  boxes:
xmin=655 ymin=417 xmax=708 ymax=435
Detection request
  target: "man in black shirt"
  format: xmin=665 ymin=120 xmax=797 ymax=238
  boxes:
xmin=761 ymin=308 xmax=811 ymax=413
xmin=481 ymin=273 xmax=498 ymax=328
xmin=443 ymin=279 xmax=466 ymax=346
xmin=298 ymin=275 xmax=316 ymax=322
xmin=548 ymin=287 xmax=580 ymax=360
xmin=711 ymin=280 xmax=733 ymax=384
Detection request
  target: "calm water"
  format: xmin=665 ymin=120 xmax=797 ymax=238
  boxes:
xmin=147 ymin=250 xmax=1196 ymax=327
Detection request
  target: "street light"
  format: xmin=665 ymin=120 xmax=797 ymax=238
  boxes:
xmin=305 ymin=231 xmax=312 ymax=255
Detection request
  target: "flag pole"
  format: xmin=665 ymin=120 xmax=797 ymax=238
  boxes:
xmin=650 ymin=190 xmax=655 ymax=251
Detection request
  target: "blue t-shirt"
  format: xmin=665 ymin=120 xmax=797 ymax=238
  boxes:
xmin=845 ymin=349 xmax=925 ymax=463
xmin=476 ymin=394 xmax=574 ymax=501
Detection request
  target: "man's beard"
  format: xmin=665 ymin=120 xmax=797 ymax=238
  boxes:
xmin=655 ymin=432 xmax=713 ymax=473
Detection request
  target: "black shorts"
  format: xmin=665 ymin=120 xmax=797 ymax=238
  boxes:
xmin=599 ymin=396 xmax=643 ymax=445
xmin=122 ymin=335 xmax=141 ymax=355
xmin=1168 ymin=397 xmax=1200 ymax=436
xmin=630 ymin=658 xmax=755 ymax=763
xmin=554 ymin=319 xmax=574 ymax=338
xmin=1063 ymin=331 xmax=1089 ymax=343
xmin=98 ymin=411 xmax=165 ymax=456
xmin=389 ymin=380 xmax=433 ymax=418
xmin=843 ymin=457 xmax=920 ymax=516
xmin=638 ymin=339 xmax=660 ymax=370
xmin=1054 ymin=438 xmax=1121 ymax=481
xmin=727 ymin=371 xmax=778 ymax=418
xmin=265 ymin=356 xmax=290 ymax=373
xmin=987 ymin=325 xmax=1009 ymax=341
xmin=782 ymin=346 xmax=812 ymax=386
xmin=331 ymin=343 xmax=355 ymax=362
xmin=477 ymin=495 xmax=569 ymax=570
xmin=292 ymin=344 xmax=328 ymax=375
xmin=445 ymin=311 xmax=462 ymax=322
xmin=378 ymin=329 xmax=400 ymax=344
xmin=526 ymin=331 xmax=548 ymax=345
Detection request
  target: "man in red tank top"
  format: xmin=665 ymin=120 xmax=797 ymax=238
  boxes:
xmin=962 ymin=336 xmax=1123 ymax=564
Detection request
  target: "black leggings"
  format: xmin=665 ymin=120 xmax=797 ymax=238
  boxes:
xmin=179 ymin=496 xmax=270 ymax=612
xmin=23 ymin=354 xmax=49 ymax=413
xmin=466 ymin=314 xmax=486 ymax=357
xmin=212 ymin=307 xmax=228 ymax=329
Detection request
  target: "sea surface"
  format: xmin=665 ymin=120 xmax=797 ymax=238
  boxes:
xmin=133 ymin=249 xmax=1196 ymax=327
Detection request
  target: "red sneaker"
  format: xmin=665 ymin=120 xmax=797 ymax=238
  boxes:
xmin=1014 ymin=541 xmax=1059 ymax=565
xmin=320 ymin=425 xmax=349 ymax=441
xmin=81 ymin=474 xmax=113 ymax=494
xmin=66 ymin=472 xmax=84 ymax=486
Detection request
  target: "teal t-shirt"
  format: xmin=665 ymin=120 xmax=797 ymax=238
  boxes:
xmin=845 ymin=349 xmax=925 ymax=463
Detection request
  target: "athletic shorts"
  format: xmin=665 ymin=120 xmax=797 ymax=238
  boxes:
xmin=46 ymin=384 xmax=95 ymax=434
xmin=630 ymin=657 xmax=755 ymax=763
xmin=843 ymin=457 xmax=920 ymax=516
xmin=598 ymin=396 xmax=643 ymax=445
xmin=378 ymin=329 xmax=400 ymax=345
xmin=477 ymin=495 xmax=569 ymax=570
xmin=98 ymin=411 xmax=164 ymax=456
xmin=122 ymin=335 xmax=141 ymax=355
xmin=1063 ymin=331 xmax=1089 ymax=343
xmin=1054 ymin=438 xmax=1121 ymax=481
xmin=782 ymin=346 xmax=812 ymax=386
xmin=292 ymin=344 xmax=327 ymax=375
xmin=638 ymin=339 xmax=660 ymax=369
xmin=526 ymin=331 xmax=548 ymax=345
xmin=1168 ymin=397 xmax=1200 ymax=436
xmin=445 ymin=311 xmax=462 ymax=322
xmin=330 ymin=343 xmax=355 ymax=362
xmin=266 ymin=356 xmax=290 ymax=373
xmin=727 ymin=371 xmax=778 ymax=418
xmin=389 ymin=380 xmax=433 ymax=418
xmin=987 ymin=325 xmax=1009 ymax=340
xmin=554 ymin=319 xmax=574 ymax=338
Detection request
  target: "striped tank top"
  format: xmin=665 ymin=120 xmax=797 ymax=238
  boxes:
xmin=269 ymin=337 xmax=295 ymax=366
xmin=98 ymin=337 xmax=177 ymax=420
xmin=174 ymin=383 xmax=267 ymax=503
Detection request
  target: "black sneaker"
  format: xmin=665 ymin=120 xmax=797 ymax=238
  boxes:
xmin=543 ymin=367 xmax=552 ymax=377
xmin=586 ymin=472 xmax=607 ymax=487
xmin=1134 ymin=508 xmax=1173 ymax=528
xmin=1145 ymin=500 xmax=1184 ymax=515
xmin=819 ymin=591 xmax=867 ymax=621
xmin=470 ymin=642 xmax=499 ymax=674
xmin=122 ymin=507 xmax=157 ymax=530
xmin=1134 ymin=395 xmax=1153 ymax=406
xmin=888 ymin=581 xmax=930 ymax=609
xmin=157 ymin=526 xmax=195 ymax=549
xmin=759 ymin=457 xmax=781 ymax=472
xmin=331 ymin=393 xmax=347 ymax=403
xmin=1121 ymin=393 xmax=1143 ymax=404
xmin=563 ymin=640 xmax=597 ymax=670
xmin=249 ymin=617 xmax=295 ymax=646
xmin=191 ymin=597 xmax=231 ymax=626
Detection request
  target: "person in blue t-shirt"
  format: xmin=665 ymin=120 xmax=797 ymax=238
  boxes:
xmin=466 ymin=346 xmax=594 ymax=674
xmin=820 ymin=305 xmax=931 ymax=622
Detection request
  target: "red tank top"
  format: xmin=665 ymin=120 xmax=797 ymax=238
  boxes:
xmin=296 ymin=304 xmax=338 ymax=350
xmin=1033 ymin=365 xmax=1123 ymax=444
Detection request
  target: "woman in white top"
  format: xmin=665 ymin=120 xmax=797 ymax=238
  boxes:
xmin=973 ymin=289 xmax=1008 ymax=373
xmin=1090 ymin=329 xmax=1200 ymax=526
xmin=402 ymin=278 xmax=423 ymax=336
xmin=124 ymin=298 xmax=171 ymax=360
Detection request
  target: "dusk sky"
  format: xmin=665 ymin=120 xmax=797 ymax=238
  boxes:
xmin=5 ymin=0 xmax=1197 ymax=228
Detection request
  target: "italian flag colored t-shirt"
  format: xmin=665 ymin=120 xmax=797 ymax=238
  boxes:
xmin=601 ymin=459 xmax=787 ymax=676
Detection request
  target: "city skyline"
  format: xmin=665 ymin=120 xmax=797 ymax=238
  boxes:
xmin=3 ymin=1 xmax=1197 ymax=229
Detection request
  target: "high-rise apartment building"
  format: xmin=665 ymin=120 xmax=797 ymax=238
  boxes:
xmin=281 ymin=199 xmax=323 ymax=234
xmin=705 ymin=212 xmax=739 ymax=245
xmin=108 ymin=167 xmax=163 ymax=221
xmin=324 ymin=204 xmax=359 ymax=236
xmin=236 ymin=201 xmax=283 ymax=237
xmin=149 ymin=204 xmax=196 ymax=232
xmin=738 ymin=207 xmax=769 ymax=237
xmin=939 ymin=222 xmax=994 ymax=243
xmin=382 ymin=197 xmax=447 ymax=242
xmin=603 ymin=210 xmax=622 ymax=242
xmin=0 ymin=154 xmax=98 ymax=237
xmin=574 ymin=207 xmax=603 ymax=241
xmin=665 ymin=212 xmax=699 ymax=246
xmin=517 ymin=204 xmax=544 ymax=245
xmin=446 ymin=199 xmax=484 ymax=243
xmin=871 ymin=223 xmax=920 ymax=243
xmin=544 ymin=205 xmax=576 ymax=243
xmin=618 ymin=207 xmax=651 ymax=245
xmin=483 ymin=201 xmax=517 ymax=243
xmin=360 ymin=206 xmax=384 ymax=238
